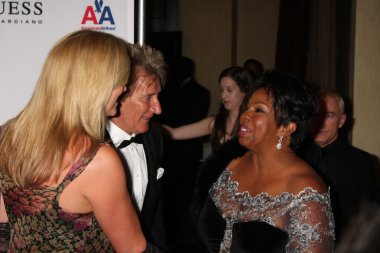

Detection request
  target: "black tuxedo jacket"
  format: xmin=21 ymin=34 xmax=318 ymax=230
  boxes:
xmin=106 ymin=123 xmax=166 ymax=250
xmin=170 ymin=138 xmax=247 ymax=252
xmin=299 ymin=138 xmax=376 ymax=242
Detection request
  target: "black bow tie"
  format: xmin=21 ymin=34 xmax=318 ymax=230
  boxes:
xmin=118 ymin=134 xmax=143 ymax=149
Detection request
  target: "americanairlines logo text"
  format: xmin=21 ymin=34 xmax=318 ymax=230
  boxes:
xmin=81 ymin=0 xmax=116 ymax=31
xmin=0 ymin=1 xmax=43 ymax=25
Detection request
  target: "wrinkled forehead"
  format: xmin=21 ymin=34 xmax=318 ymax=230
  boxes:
xmin=320 ymin=95 xmax=341 ymax=114
xmin=131 ymin=67 xmax=160 ymax=91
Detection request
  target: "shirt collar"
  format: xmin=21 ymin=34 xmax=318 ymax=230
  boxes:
xmin=320 ymin=138 xmax=339 ymax=157
xmin=106 ymin=120 xmax=136 ymax=147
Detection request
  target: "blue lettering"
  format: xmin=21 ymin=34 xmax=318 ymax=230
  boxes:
xmin=99 ymin=7 xmax=114 ymax=25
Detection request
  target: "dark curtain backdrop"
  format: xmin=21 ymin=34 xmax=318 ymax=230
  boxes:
xmin=275 ymin=0 xmax=343 ymax=89
xmin=275 ymin=0 xmax=311 ymax=80
xmin=275 ymin=0 xmax=354 ymax=141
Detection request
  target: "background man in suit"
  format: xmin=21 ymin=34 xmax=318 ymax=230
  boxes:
xmin=107 ymin=44 xmax=167 ymax=252
xmin=156 ymin=56 xmax=211 ymax=245
xmin=299 ymin=88 xmax=376 ymax=243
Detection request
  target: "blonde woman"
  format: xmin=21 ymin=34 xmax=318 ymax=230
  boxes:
xmin=0 ymin=30 xmax=145 ymax=252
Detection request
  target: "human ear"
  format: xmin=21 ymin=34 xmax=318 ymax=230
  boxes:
xmin=338 ymin=114 xmax=346 ymax=129
xmin=279 ymin=122 xmax=297 ymax=137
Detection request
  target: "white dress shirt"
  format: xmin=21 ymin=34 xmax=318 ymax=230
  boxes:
xmin=106 ymin=121 xmax=148 ymax=211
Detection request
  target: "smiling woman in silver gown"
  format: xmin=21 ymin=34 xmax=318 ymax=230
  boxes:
xmin=190 ymin=70 xmax=335 ymax=253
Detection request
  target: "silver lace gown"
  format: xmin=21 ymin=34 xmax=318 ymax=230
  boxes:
xmin=210 ymin=168 xmax=335 ymax=253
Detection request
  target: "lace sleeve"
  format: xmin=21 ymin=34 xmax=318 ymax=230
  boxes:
xmin=286 ymin=191 xmax=335 ymax=253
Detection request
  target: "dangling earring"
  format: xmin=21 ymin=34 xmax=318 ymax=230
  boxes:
xmin=276 ymin=136 xmax=284 ymax=150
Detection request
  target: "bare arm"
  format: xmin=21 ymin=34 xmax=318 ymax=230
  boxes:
xmin=82 ymin=145 xmax=146 ymax=253
xmin=0 ymin=194 xmax=9 ymax=252
xmin=161 ymin=116 xmax=215 ymax=140
xmin=0 ymin=194 xmax=8 ymax=224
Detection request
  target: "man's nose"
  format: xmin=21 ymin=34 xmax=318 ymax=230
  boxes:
xmin=151 ymin=100 xmax=162 ymax=115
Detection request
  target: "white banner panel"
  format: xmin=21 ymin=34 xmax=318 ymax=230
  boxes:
xmin=0 ymin=0 xmax=134 ymax=124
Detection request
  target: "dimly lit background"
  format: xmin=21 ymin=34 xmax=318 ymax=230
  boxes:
xmin=141 ymin=0 xmax=380 ymax=161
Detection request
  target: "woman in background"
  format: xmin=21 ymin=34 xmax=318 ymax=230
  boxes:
xmin=162 ymin=66 xmax=254 ymax=151
xmin=0 ymin=30 xmax=145 ymax=252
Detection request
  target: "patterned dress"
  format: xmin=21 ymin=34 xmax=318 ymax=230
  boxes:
xmin=0 ymin=152 xmax=114 ymax=252
xmin=210 ymin=168 xmax=335 ymax=253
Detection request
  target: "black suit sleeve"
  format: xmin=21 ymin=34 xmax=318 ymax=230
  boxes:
xmin=141 ymin=124 xmax=167 ymax=251
xmin=170 ymin=138 xmax=247 ymax=252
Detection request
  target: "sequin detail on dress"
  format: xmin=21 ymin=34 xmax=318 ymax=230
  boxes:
xmin=209 ymin=168 xmax=335 ymax=253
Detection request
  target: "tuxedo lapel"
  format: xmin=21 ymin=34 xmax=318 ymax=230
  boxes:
xmin=139 ymin=125 xmax=164 ymax=234
xmin=106 ymin=126 xmax=165 ymax=244
xmin=142 ymin=134 xmax=158 ymax=209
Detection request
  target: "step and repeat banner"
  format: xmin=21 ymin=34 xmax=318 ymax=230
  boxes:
xmin=0 ymin=0 xmax=134 ymax=124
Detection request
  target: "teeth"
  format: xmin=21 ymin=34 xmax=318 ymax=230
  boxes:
xmin=240 ymin=128 xmax=249 ymax=132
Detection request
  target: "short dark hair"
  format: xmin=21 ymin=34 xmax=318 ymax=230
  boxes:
xmin=252 ymin=69 xmax=319 ymax=149
xmin=243 ymin=58 xmax=264 ymax=78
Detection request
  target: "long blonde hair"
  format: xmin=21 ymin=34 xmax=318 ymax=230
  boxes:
xmin=0 ymin=30 xmax=130 ymax=187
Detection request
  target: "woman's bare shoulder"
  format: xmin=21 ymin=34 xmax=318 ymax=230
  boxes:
xmin=91 ymin=143 xmax=120 ymax=164
xmin=83 ymin=144 xmax=125 ymax=182
xmin=286 ymin=160 xmax=327 ymax=194
xmin=58 ymin=144 xmax=126 ymax=213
